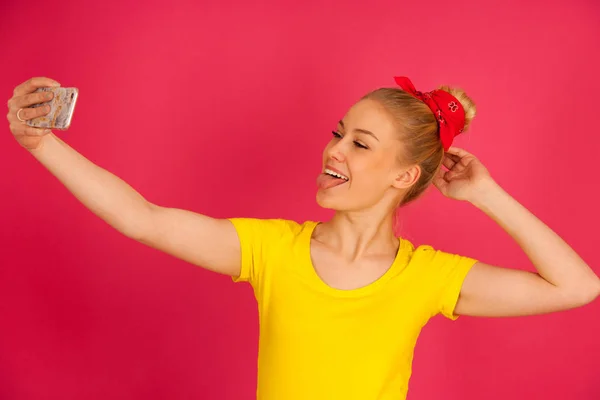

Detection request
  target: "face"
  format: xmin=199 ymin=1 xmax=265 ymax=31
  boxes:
xmin=316 ymin=98 xmax=419 ymax=212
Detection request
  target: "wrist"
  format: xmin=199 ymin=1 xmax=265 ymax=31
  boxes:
xmin=469 ymin=179 xmax=506 ymax=211
xmin=28 ymin=133 xmax=56 ymax=157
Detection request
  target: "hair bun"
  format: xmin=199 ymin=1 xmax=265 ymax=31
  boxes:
xmin=437 ymin=85 xmax=476 ymax=133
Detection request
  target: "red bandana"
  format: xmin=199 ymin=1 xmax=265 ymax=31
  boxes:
xmin=393 ymin=76 xmax=465 ymax=151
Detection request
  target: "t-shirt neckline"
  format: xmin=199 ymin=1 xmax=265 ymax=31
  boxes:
xmin=301 ymin=221 xmax=407 ymax=298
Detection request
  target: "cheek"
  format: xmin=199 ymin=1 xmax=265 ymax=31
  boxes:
xmin=351 ymin=153 xmax=394 ymax=182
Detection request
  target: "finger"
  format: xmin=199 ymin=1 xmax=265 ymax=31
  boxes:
xmin=447 ymin=147 xmax=476 ymax=168
xmin=11 ymin=122 xmax=51 ymax=136
xmin=446 ymin=147 xmax=475 ymax=166
xmin=444 ymin=152 xmax=461 ymax=164
xmin=9 ymin=90 xmax=54 ymax=110
xmin=443 ymin=155 xmax=469 ymax=176
xmin=442 ymin=155 xmax=457 ymax=170
xmin=13 ymin=77 xmax=60 ymax=97
xmin=9 ymin=104 xmax=51 ymax=122
xmin=446 ymin=146 xmax=473 ymax=157
xmin=432 ymin=169 xmax=449 ymax=193
xmin=445 ymin=169 xmax=457 ymax=180
xmin=439 ymin=167 xmax=452 ymax=182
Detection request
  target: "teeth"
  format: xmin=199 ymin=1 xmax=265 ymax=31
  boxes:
xmin=324 ymin=168 xmax=349 ymax=180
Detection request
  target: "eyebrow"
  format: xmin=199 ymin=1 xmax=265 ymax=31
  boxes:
xmin=338 ymin=120 xmax=380 ymax=142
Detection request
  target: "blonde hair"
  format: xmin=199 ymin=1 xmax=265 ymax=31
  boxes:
xmin=362 ymin=84 xmax=476 ymax=207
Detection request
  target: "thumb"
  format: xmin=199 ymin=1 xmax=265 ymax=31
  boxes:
xmin=432 ymin=169 xmax=448 ymax=193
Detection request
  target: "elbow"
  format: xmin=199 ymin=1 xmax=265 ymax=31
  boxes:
xmin=587 ymin=278 xmax=600 ymax=304
xmin=591 ymin=279 xmax=600 ymax=303
xmin=565 ymin=279 xmax=600 ymax=308
xmin=121 ymin=202 xmax=156 ymax=241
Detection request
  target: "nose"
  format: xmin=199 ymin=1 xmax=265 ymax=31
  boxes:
xmin=327 ymin=141 xmax=346 ymax=163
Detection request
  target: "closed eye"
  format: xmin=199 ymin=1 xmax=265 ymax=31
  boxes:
xmin=331 ymin=130 xmax=369 ymax=149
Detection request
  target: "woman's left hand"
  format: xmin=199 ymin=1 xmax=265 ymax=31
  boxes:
xmin=432 ymin=147 xmax=496 ymax=203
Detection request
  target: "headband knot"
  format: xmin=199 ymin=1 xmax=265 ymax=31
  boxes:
xmin=393 ymin=76 xmax=465 ymax=151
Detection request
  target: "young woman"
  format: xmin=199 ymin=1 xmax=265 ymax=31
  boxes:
xmin=7 ymin=76 xmax=600 ymax=400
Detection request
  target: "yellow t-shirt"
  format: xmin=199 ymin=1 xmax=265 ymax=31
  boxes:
xmin=228 ymin=218 xmax=478 ymax=400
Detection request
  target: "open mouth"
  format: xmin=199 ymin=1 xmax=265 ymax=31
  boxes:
xmin=324 ymin=168 xmax=349 ymax=181
xmin=317 ymin=168 xmax=349 ymax=189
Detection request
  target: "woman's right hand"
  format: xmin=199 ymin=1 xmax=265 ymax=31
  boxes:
xmin=6 ymin=77 xmax=61 ymax=151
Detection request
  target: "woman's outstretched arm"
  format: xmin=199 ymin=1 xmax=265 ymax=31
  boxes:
xmin=8 ymin=77 xmax=242 ymax=277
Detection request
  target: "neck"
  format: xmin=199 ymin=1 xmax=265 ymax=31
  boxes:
xmin=315 ymin=208 xmax=400 ymax=262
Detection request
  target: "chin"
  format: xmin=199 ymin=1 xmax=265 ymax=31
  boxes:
xmin=315 ymin=190 xmax=351 ymax=211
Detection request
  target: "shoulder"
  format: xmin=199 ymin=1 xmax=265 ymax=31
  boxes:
xmin=400 ymin=237 xmax=477 ymax=275
xmin=228 ymin=217 xmax=319 ymax=241
xmin=397 ymin=236 xmax=436 ymax=262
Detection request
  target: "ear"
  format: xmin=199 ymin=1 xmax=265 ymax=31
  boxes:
xmin=392 ymin=165 xmax=421 ymax=189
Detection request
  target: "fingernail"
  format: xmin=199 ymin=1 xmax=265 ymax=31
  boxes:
xmin=45 ymin=92 xmax=53 ymax=99
xmin=44 ymin=129 xmax=51 ymax=134
xmin=51 ymin=81 xmax=60 ymax=87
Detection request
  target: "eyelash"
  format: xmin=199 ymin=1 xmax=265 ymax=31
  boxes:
xmin=331 ymin=130 xmax=368 ymax=149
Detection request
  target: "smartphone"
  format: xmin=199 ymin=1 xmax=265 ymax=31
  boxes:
xmin=26 ymin=87 xmax=79 ymax=130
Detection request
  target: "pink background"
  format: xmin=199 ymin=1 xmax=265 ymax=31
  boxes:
xmin=1 ymin=0 xmax=600 ymax=399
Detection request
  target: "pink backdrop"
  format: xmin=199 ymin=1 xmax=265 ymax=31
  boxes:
xmin=1 ymin=0 xmax=599 ymax=399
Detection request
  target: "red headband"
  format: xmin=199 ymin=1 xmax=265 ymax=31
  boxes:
xmin=393 ymin=76 xmax=465 ymax=151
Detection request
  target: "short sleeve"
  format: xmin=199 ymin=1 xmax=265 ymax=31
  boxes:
xmin=227 ymin=217 xmax=289 ymax=288
xmin=416 ymin=245 xmax=478 ymax=320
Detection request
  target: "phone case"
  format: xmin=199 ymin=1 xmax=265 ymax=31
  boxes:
xmin=26 ymin=87 xmax=79 ymax=130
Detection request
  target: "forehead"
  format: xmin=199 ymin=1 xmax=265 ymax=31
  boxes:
xmin=341 ymin=99 xmax=397 ymax=139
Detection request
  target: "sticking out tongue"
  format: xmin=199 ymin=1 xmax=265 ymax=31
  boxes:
xmin=317 ymin=173 xmax=348 ymax=189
